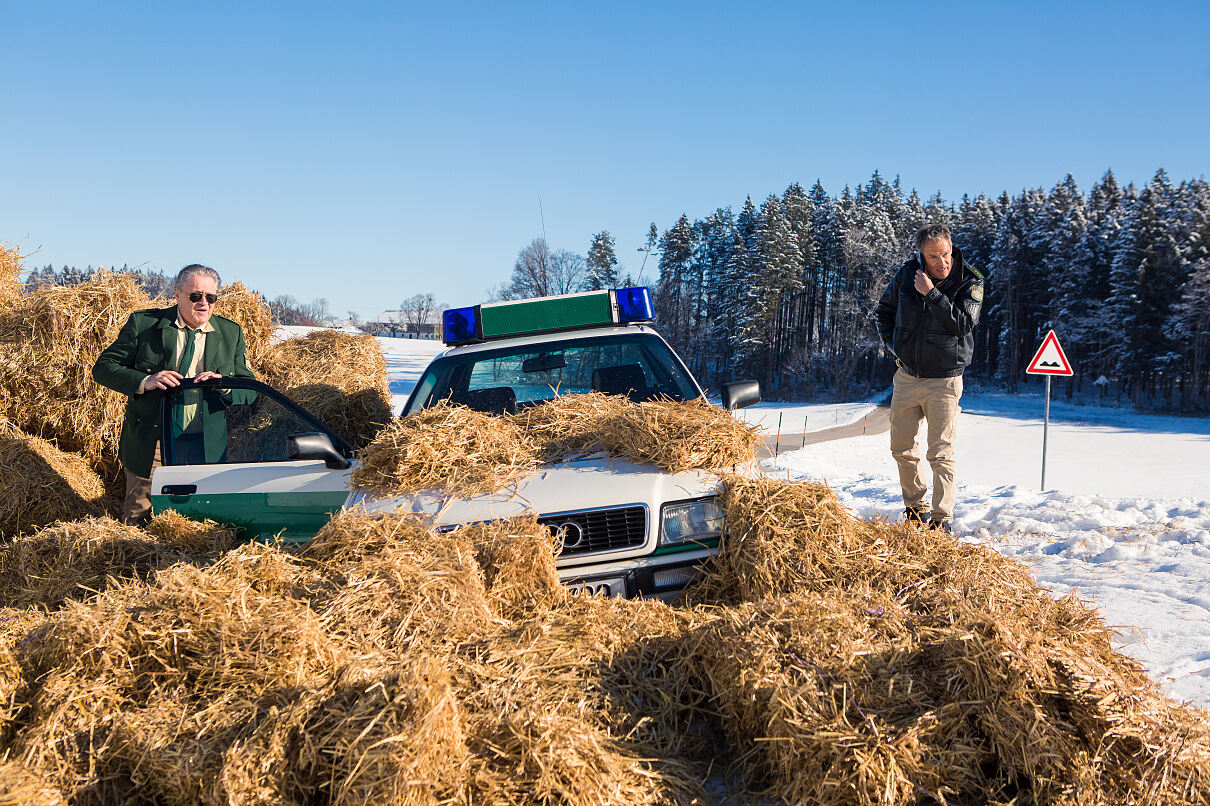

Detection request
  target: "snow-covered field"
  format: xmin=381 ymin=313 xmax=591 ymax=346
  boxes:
xmin=377 ymin=335 xmax=1210 ymax=706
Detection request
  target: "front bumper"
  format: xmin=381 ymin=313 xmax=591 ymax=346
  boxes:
xmin=560 ymin=546 xmax=713 ymax=601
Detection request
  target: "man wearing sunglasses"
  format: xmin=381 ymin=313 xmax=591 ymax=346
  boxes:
xmin=93 ymin=263 xmax=256 ymax=525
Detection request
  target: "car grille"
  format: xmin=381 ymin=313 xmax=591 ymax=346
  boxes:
xmin=540 ymin=506 xmax=647 ymax=557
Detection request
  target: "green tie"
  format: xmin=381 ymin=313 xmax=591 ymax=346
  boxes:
xmin=173 ymin=328 xmax=200 ymax=436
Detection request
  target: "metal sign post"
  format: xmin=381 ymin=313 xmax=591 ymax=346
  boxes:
xmin=1025 ymin=330 xmax=1073 ymax=490
xmin=1041 ymin=375 xmax=1051 ymax=489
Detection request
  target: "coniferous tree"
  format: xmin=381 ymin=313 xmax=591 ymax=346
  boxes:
xmin=1039 ymin=174 xmax=1096 ymax=396
xmin=584 ymin=231 xmax=619 ymax=291
xmin=988 ymin=189 xmax=1050 ymax=389
xmin=1108 ymin=170 xmax=1185 ymax=404
xmin=740 ymin=195 xmax=800 ymax=387
xmin=781 ymin=182 xmax=819 ymax=364
xmin=655 ymin=215 xmax=696 ymax=353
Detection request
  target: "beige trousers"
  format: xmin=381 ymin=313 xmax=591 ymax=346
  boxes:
xmin=121 ymin=445 xmax=161 ymax=526
xmin=889 ymin=370 xmax=963 ymax=522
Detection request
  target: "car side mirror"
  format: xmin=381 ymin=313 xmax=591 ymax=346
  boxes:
xmin=287 ymin=432 xmax=352 ymax=469
xmin=721 ymin=380 xmax=761 ymax=411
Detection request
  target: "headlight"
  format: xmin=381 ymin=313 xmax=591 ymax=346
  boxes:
xmin=660 ymin=498 xmax=724 ymax=546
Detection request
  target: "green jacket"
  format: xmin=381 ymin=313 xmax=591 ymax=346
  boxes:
xmin=93 ymin=306 xmax=256 ymax=477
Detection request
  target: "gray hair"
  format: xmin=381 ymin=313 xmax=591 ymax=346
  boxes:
xmin=174 ymin=264 xmax=221 ymax=292
xmin=914 ymin=223 xmax=952 ymax=251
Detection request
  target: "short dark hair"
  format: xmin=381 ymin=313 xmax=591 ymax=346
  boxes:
xmin=915 ymin=223 xmax=952 ymax=251
xmin=174 ymin=264 xmax=221 ymax=292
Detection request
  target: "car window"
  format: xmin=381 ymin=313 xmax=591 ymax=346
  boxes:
xmin=162 ymin=381 xmax=348 ymax=465
xmin=403 ymin=333 xmax=701 ymax=416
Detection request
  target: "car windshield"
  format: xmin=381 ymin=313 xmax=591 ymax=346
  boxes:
xmin=403 ymin=332 xmax=702 ymax=416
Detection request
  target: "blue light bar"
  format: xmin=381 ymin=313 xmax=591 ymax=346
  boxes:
xmin=441 ymin=287 xmax=654 ymax=346
xmin=614 ymin=287 xmax=655 ymax=323
xmin=442 ymin=306 xmax=480 ymax=345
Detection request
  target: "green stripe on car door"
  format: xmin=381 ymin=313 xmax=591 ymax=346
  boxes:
xmin=150 ymin=490 xmax=350 ymax=544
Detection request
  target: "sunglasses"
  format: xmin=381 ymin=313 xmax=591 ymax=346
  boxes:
xmin=188 ymin=291 xmax=219 ymax=304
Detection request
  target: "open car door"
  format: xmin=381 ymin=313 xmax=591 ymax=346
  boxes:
xmin=149 ymin=377 xmax=355 ymax=543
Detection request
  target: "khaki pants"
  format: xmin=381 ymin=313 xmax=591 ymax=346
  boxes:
xmin=122 ymin=434 xmax=206 ymax=525
xmin=121 ymin=444 xmax=161 ymax=526
xmin=889 ymin=370 xmax=963 ymax=522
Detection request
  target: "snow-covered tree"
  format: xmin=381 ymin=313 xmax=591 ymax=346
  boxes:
xmin=584 ymin=230 xmax=619 ymax=291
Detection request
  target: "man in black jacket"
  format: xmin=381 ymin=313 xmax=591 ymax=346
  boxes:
xmin=875 ymin=224 xmax=986 ymax=532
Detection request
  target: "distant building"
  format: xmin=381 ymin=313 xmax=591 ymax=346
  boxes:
xmin=366 ymin=310 xmax=439 ymax=339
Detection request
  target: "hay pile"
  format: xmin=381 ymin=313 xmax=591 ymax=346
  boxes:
xmin=355 ymin=393 xmax=763 ymax=497
xmin=677 ymin=476 xmax=1210 ymax=803
xmin=259 ymin=329 xmax=393 ymax=448
xmin=353 ymin=402 xmax=539 ymax=497
xmin=0 ymin=511 xmax=705 ymax=804
xmin=0 ymin=758 xmax=64 ymax=806
xmin=0 ymin=512 xmax=235 ymax=609
xmin=0 ymin=242 xmax=21 ymax=313
xmin=592 ymin=396 xmax=761 ymax=472
xmin=0 ymin=496 xmax=1207 ymax=803
xmin=0 ymin=421 xmax=108 ymax=538
xmin=213 ymin=280 xmax=276 ymax=372
xmin=0 ymin=269 xmax=158 ymax=480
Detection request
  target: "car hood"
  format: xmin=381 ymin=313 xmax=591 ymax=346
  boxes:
xmin=346 ymin=453 xmax=723 ymax=526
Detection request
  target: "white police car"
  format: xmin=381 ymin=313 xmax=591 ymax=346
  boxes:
xmin=149 ymin=287 xmax=760 ymax=599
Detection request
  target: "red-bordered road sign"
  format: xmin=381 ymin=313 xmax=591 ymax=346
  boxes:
xmin=1026 ymin=330 xmax=1074 ymax=376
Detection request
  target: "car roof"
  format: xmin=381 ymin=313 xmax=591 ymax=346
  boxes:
xmin=436 ymin=324 xmax=664 ymax=359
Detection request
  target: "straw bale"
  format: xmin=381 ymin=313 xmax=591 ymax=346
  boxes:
xmin=286 ymin=657 xmax=468 ymax=805
xmin=96 ymin=692 xmax=257 ymax=805
xmin=143 ymin=506 xmax=238 ymax=551
xmin=456 ymin=515 xmax=567 ymax=619
xmin=0 ymin=269 xmax=158 ymax=480
xmin=0 ymin=242 xmax=21 ymax=314
xmin=677 ymin=476 xmax=1210 ymax=804
xmin=9 ymin=672 xmax=130 ymax=800
xmin=6 ymin=542 xmax=351 ymax=800
xmin=0 ymin=514 xmax=233 ymax=610
xmin=0 ymin=758 xmax=65 ymax=806
xmin=512 ymin=392 xmax=762 ymax=471
xmin=352 ymin=402 xmax=539 ymax=498
xmin=282 ymin=383 xmax=393 ymax=450
xmin=688 ymin=591 xmax=1210 ymax=805
xmin=258 ymin=329 xmax=392 ymax=449
xmin=454 ymin=597 xmax=708 ymax=805
xmin=690 ymin=474 xmax=1061 ymax=615
xmin=599 ymin=396 xmax=762 ymax=472
xmin=509 ymin=390 xmax=624 ymax=462
xmin=0 ymin=607 xmax=50 ymax=737
xmin=24 ymin=542 xmax=350 ymax=706
xmin=305 ymin=510 xmax=499 ymax=655
xmin=464 ymin=696 xmax=690 ymax=806
xmin=354 ymin=394 xmax=759 ymax=498
xmin=214 ymin=280 xmax=276 ymax=372
xmin=0 ymin=421 xmax=108 ymax=538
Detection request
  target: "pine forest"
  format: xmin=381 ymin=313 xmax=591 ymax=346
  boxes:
xmin=642 ymin=169 xmax=1210 ymax=413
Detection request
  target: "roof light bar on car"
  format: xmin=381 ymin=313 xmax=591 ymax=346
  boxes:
xmin=441 ymin=287 xmax=654 ymax=346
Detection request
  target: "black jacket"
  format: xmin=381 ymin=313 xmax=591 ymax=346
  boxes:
xmin=875 ymin=246 xmax=986 ymax=378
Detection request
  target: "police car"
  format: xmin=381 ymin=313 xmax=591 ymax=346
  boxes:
xmin=150 ymin=287 xmax=760 ymax=599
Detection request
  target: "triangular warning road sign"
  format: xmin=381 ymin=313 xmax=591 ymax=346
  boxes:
xmin=1026 ymin=330 xmax=1074 ymax=376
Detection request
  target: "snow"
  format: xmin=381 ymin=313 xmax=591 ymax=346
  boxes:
xmin=379 ymin=334 xmax=446 ymax=412
xmin=377 ymin=336 xmax=1210 ymax=707
xmin=274 ymin=324 xmax=367 ymax=340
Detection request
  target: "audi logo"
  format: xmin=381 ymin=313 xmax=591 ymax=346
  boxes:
xmin=556 ymin=521 xmax=585 ymax=549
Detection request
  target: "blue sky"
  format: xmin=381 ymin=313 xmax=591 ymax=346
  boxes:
xmin=2 ymin=1 xmax=1207 ymax=319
